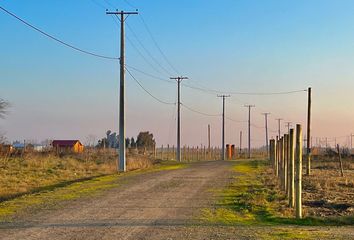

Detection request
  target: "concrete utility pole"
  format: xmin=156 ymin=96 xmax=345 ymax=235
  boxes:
xmin=276 ymin=118 xmax=283 ymax=138
xmin=218 ymin=95 xmax=230 ymax=160
xmin=171 ymin=76 xmax=188 ymax=162
xmin=306 ymin=87 xmax=312 ymax=175
xmin=262 ymin=113 xmax=270 ymax=157
xmin=245 ymin=105 xmax=255 ymax=159
xmin=106 ymin=10 xmax=138 ymax=172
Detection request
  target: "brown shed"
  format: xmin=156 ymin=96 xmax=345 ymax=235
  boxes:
xmin=52 ymin=140 xmax=84 ymax=153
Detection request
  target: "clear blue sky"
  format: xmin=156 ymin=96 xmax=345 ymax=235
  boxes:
xmin=1 ymin=0 xmax=354 ymax=147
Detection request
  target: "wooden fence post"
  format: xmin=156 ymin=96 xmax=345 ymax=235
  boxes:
xmin=284 ymin=134 xmax=288 ymax=194
xmin=280 ymin=137 xmax=284 ymax=188
xmin=289 ymin=129 xmax=295 ymax=207
xmin=275 ymin=136 xmax=279 ymax=176
xmin=161 ymin=145 xmax=164 ymax=160
xmin=167 ymin=144 xmax=170 ymax=160
xmin=295 ymin=124 xmax=302 ymax=219
xmin=336 ymin=144 xmax=344 ymax=177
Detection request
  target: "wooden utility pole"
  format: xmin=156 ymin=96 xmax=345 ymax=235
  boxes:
xmin=262 ymin=113 xmax=270 ymax=158
xmin=295 ymin=124 xmax=303 ymax=219
xmin=106 ymin=10 xmax=138 ymax=172
xmin=306 ymin=87 xmax=312 ymax=175
xmin=245 ymin=105 xmax=255 ymax=159
xmin=170 ymin=76 xmax=188 ymax=162
xmin=218 ymin=95 xmax=230 ymax=160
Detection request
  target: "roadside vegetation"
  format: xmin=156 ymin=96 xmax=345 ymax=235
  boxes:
xmin=0 ymin=150 xmax=179 ymax=202
xmin=202 ymin=159 xmax=354 ymax=227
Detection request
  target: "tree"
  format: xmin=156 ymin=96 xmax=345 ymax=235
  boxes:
xmin=131 ymin=137 xmax=136 ymax=148
xmin=0 ymin=99 xmax=9 ymax=119
xmin=136 ymin=131 xmax=156 ymax=148
xmin=125 ymin=137 xmax=131 ymax=148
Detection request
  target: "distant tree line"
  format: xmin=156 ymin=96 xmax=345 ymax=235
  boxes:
xmin=97 ymin=130 xmax=155 ymax=149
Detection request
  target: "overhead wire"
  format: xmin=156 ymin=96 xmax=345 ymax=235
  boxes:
xmin=139 ymin=14 xmax=180 ymax=75
xmin=125 ymin=67 xmax=176 ymax=105
xmin=125 ymin=64 xmax=174 ymax=84
xmin=181 ymin=103 xmax=221 ymax=117
xmin=0 ymin=6 xmax=119 ymax=60
xmin=126 ymin=22 xmax=172 ymax=76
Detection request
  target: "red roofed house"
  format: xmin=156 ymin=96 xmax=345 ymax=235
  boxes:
xmin=52 ymin=140 xmax=84 ymax=153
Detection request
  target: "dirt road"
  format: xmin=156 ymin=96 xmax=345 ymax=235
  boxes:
xmin=0 ymin=161 xmax=234 ymax=240
xmin=0 ymin=160 xmax=353 ymax=240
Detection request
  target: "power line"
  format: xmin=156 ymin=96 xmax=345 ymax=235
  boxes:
xmin=0 ymin=6 xmax=119 ymax=60
xmin=125 ymin=64 xmax=174 ymax=83
xmin=125 ymin=67 xmax=175 ymax=105
xmin=126 ymin=33 xmax=169 ymax=77
xmin=123 ymin=0 xmax=137 ymax=9
xmin=126 ymin=22 xmax=172 ymax=76
xmin=225 ymin=116 xmax=247 ymax=123
xmin=139 ymin=14 xmax=180 ymax=75
xmin=183 ymin=83 xmax=307 ymax=96
xmin=181 ymin=103 xmax=221 ymax=117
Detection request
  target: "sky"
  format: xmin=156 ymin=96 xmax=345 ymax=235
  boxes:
xmin=0 ymin=0 xmax=354 ymax=148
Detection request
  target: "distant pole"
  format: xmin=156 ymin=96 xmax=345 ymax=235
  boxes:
xmin=208 ymin=124 xmax=211 ymax=152
xmin=239 ymin=131 xmax=242 ymax=155
xmin=285 ymin=122 xmax=292 ymax=134
xmin=218 ymin=95 xmax=231 ymax=160
xmin=171 ymin=76 xmax=188 ymax=162
xmin=245 ymin=105 xmax=255 ymax=158
xmin=306 ymin=87 xmax=312 ymax=175
xmin=351 ymin=134 xmax=353 ymax=150
xmin=262 ymin=113 xmax=270 ymax=157
xmin=106 ymin=9 xmax=138 ymax=172
xmin=276 ymin=118 xmax=283 ymax=138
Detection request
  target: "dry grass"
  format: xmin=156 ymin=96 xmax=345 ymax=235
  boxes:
xmin=0 ymin=150 xmax=153 ymax=202
xmin=303 ymin=158 xmax=354 ymax=217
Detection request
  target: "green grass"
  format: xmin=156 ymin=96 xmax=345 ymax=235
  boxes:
xmin=202 ymin=159 xmax=354 ymax=227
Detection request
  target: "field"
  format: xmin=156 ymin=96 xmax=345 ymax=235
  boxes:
xmin=0 ymin=150 xmax=153 ymax=202
xmin=303 ymin=157 xmax=354 ymax=218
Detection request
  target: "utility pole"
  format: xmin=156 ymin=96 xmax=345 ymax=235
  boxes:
xmin=245 ymin=105 xmax=255 ymax=159
xmin=106 ymin=10 xmax=138 ymax=172
xmin=276 ymin=118 xmax=283 ymax=138
xmin=351 ymin=134 xmax=353 ymax=150
xmin=171 ymin=76 xmax=188 ymax=162
xmin=306 ymin=87 xmax=312 ymax=175
xmin=262 ymin=113 xmax=270 ymax=157
xmin=218 ymin=95 xmax=230 ymax=160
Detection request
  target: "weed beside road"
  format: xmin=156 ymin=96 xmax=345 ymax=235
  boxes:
xmin=202 ymin=159 xmax=354 ymax=226
xmin=0 ymin=151 xmax=160 ymax=202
